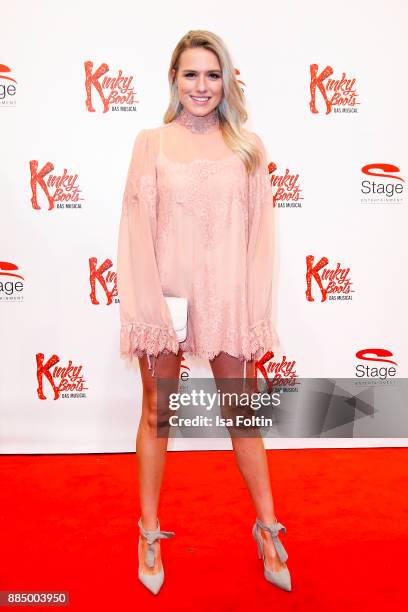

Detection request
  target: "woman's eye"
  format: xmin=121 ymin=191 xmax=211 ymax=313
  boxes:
xmin=184 ymin=73 xmax=220 ymax=79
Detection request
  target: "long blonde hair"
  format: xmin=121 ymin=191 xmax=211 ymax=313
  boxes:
xmin=164 ymin=30 xmax=263 ymax=175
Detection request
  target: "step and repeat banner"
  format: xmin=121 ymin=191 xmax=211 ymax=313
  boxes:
xmin=1 ymin=1 xmax=407 ymax=452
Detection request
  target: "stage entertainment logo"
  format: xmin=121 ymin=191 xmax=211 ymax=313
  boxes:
xmin=0 ymin=261 xmax=24 ymax=302
xmin=84 ymin=61 xmax=138 ymax=113
xmin=36 ymin=354 xmax=89 ymax=400
xmin=305 ymin=256 xmax=354 ymax=302
xmin=354 ymin=348 xmax=398 ymax=384
xmin=0 ymin=63 xmax=17 ymax=106
xmin=309 ymin=64 xmax=359 ymax=114
xmin=360 ymin=163 xmax=404 ymax=205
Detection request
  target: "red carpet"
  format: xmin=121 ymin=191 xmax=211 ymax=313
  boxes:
xmin=1 ymin=448 xmax=407 ymax=611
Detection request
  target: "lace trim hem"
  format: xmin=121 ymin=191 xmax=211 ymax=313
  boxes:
xmin=120 ymin=319 xmax=280 ymax=363
xmin=120 ymin=323 xmax=180 ymax=361
xmin=247 ymin=318 xmax=280 ymax=360
xmin=179 ymin=319 xmax=280 ymax=362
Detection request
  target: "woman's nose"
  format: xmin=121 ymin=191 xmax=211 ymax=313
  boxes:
xmin=196 ymin=75 xmax=207 ymax=92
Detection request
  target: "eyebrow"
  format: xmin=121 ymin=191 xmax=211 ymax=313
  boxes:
xmin=181 ymin=69 xmax=222 ymax=73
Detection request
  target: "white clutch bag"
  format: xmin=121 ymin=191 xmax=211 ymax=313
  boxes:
xmin=164 ymin=296 xmax=188 ymax=343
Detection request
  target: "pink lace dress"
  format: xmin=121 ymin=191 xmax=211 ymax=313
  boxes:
xmin=117 ymin=106 xmax=279 ymax=375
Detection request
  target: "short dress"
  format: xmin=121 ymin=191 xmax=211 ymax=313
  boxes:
xmin=116 ymin=107 xmax=279 ymax=376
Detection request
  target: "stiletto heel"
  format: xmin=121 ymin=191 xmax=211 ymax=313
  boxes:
xmin=255 ymin=536 xmax=262 ymax=559
xmin=252 ymin=518 xmax=292 ymax=592
xmin=138 ymin=517 xmax=175 ymax=595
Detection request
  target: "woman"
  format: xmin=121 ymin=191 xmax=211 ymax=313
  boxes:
xmin=117 ymin=30 xmax=291 ymax=595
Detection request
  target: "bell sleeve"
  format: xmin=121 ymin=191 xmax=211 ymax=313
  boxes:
xmin=246 ymin=131 xmax=280 ymax=361
xmin=116 ymin=128 xmax=179 ymax=362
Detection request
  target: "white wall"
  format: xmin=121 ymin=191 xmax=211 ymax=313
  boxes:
xmin=1 ymin=0 xmax=407 ymax=452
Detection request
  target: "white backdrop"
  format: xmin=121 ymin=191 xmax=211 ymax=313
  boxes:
xmin=1 ymin=0 xmax=407 ymax=453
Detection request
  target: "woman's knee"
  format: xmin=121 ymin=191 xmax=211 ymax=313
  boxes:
xmin=141 ymin=391 xmax=158 ymax=430
xmin=138 ymin=352 xmax=181 ymax=431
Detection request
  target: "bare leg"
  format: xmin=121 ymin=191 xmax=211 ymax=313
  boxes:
xmin=209 ymin=352 xmax=286 ymax=572
xmin=137 ymin=350 xmax=183 ymax=575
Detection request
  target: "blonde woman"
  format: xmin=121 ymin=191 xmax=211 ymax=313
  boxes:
xmin=117 ymin=30 xmax=291 ymax=595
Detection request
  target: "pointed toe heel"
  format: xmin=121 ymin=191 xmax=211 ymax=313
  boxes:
xmin=138 ymin=517 xmax=175 ymax=595
xmin=138 ymin=568 xmax=164 ymax=595
xmin=252 ymin=518 xmax=292 ymax=592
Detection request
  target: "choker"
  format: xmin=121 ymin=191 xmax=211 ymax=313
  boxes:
xmin=174 ymin=105 xmax=220 ymax=134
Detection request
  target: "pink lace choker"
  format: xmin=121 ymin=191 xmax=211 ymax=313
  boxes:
xmin=174 ymin=105 xmax=220 ymax=134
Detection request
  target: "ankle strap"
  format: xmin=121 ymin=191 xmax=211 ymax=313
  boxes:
xmin=138 ymin=518 xmax=175 ymax=568
xmin=255 ymin=518 xmax=288 ymax=563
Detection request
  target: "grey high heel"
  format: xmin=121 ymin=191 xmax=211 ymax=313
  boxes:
xmin=252 ymin=518 xmax=292 ymax=592
xmin=138 ymin=517 xmax=175 ymax=595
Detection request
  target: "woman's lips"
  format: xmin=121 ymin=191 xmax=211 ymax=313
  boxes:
xmin=190 ymin=95 xmax=211 ymax=105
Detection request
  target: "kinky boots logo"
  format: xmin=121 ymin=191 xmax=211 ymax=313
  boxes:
xmin=309 ymin=64 xmax=359 ymax=115
xmin=306 ymin=256 xmax=354 ymax=302
xmin=36 ymin=353 xmax=88 ymax=400
xmin=89 ymin=257 xmax=118 ymax=305
xmin=84 ymin=61 xmax=137 ymax=113
xmin=29 ymin=160 xmax=83 ymax=210
xmin=361 ymin=163 xmax=405 ymax=205
xmin=0 ymin=63 xmax=17 ymax=107
xmin=268 ymin=161 xmax=304 ymax=209
xmin=256 ymin=352 xmax=299 ymax=394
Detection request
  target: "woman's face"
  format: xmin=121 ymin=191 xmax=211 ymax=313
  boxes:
xmin=171 ymin=48 xmax=223 ymax=116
